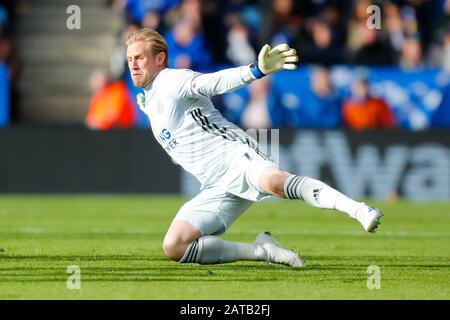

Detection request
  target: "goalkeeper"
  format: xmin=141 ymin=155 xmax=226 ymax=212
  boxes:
xmin=127 ymin=28 xmax=383 ymax=267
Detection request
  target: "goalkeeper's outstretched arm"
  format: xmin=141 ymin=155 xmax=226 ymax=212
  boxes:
xmin=179 ymin=43 xmax=299 ymax=98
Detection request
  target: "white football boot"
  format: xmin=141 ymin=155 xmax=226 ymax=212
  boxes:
xmin=255 ymin=232 xmax=305 ymax=268
xmin=354 ymin=205 xmax=384 ymax=233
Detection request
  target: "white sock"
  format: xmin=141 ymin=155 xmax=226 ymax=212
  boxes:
xmin=283 ymin=175 xmax=365 ymax=218
xmin=179 ymin=236 xmax=267 ymax=264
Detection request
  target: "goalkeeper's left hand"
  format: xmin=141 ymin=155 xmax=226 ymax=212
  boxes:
xmin=250 ymin=43 xmax=299 ymax=79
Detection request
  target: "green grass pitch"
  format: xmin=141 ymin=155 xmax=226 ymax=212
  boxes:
xmin=0 ymin=195 xmax=449 ymax=299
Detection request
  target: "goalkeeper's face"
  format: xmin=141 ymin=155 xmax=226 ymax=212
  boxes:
xmin=127 ymin=41 xmax=165 ymax=88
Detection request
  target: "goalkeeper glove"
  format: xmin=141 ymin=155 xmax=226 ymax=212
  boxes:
xmin=250 ymin=43 xmax=298 ymax=79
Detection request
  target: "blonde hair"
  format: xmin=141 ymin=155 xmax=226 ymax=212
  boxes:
xmin=126 ymin=28 xmax=169 ymax=67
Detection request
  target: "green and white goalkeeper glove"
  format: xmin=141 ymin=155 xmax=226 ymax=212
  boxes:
xmin=250 ymin=43 xmax=299 ymax=79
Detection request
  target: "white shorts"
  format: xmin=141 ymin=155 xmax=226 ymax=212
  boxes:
xmin=174 ymin=146 xmax=277 ymax=236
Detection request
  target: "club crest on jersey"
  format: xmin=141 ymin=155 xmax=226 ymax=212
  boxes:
xmin=158 ymin=128 xmax=178 ymax=152
xmin=156 ymin=99 xmax=163 ymax=113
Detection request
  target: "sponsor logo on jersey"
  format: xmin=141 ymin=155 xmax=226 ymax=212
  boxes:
xmin=158 ymin=128 xmax=178 ymax=153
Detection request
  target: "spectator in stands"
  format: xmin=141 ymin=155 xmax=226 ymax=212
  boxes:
xmin=342 ymin=77 xmax=396 ymax=130
xmin=444 ymin=0 xmax=450 ymax=23
xmin=287 ymin=66 xmax=341 ymax=129
xmin=141 ymin=10 xmax=163 ymax=31
xmin=347 ymin=0 xmax=396 ymax=66
xmin=0 ymin=3 xmax=20 ymax=123
xmin=122 ymin=0 xmax=180 ymax=29
xmin=399 ymin=34 xmax=425 ymax=70
xmin=346 ymin=0 xmax=373 ymax=54
xmin=201 ymin=0 xmax=229 ymax=65
xmin=164 ymin=0 xmax=202 ymax=32
xmin=225 ymin=14 xmax=256 ymax=66
xmin=261 ymin=0 xmax=301 ymax=47
xmin=440 ymin=26 xmax=450 ymax=72
xmin=85 ymin=69 xmax=136 ymax=130
xmin=351 ymin=27 xmax=397 ymax=66
xmin=0 ymin=4 xmax=9 ymax=127
xmin=317 ymin=3 xmax=347 ymax=48
xmin=401 ymin=0 xmax=441 ymax=54
xmin=301 ymin=17 xmax=344 ymax=65
xmin=383 ymin=2 xmax=405 ymax=54
xmin=427 ymin=25 xmax=450 ymax=72
xmin=165 ymin=18 xmax=211 ymax=71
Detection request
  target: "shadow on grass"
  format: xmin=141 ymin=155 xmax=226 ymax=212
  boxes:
xmin=1 ymin=253 xmax=449 ymax=283
xmin=0 ymin=254 xmax=164 ymax=261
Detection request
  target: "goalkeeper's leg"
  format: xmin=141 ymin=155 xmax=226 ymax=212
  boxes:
xmin=162 ymin=220 xmax=265 ymax=263
xmin=163 ymin=220 xmax=302 ymax=267
xmin=258 ymin=167 xmax=383 ymax=232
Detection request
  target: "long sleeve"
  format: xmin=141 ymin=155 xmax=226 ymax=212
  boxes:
xmin=177 ymin=65 xmax=257 ymax=99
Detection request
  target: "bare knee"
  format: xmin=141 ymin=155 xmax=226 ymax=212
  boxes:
xmin=162 ymin=237 xmax=189 ymax=261
xmin=259 ymin=167 xmax=291 ymax=198
xmin=163 ymin=220 xmax=201 ymax=261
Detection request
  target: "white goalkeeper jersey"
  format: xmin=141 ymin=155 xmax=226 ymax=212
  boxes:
xmin=140 ymin=66 xmax=268 ymax=189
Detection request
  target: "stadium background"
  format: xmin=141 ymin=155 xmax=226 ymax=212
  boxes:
xmin=0 ymin=0 xmax=449 ymax=200
xmin=0 ymin=0 xmax=449 ymax=301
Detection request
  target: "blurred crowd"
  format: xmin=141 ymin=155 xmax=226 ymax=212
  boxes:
xmin=0 ymin=1 xmax=19 ymax=128
xmin=110 ymin=0 xmax=450 ymax=70
xmin=48 ymin=0 xmax=450 ymax=130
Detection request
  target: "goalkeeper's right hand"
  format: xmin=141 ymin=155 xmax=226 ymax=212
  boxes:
xmin=250 ymin=43 xmax=299 ymax=79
